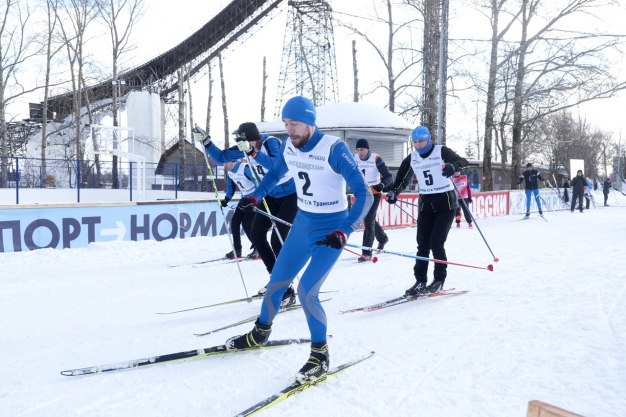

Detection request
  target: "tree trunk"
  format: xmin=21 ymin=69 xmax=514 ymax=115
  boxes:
xmin=186 ymin=64 xmax=197 ymax=191
xmin=219 ymin=53 xmax=229 ymax=149
xmin=205 ymin=63 xmax=213 ymax=135
xmin=0 ymin=85 xmax=6 ymax=188
xmin=82 ymin=74 xmax=100 ymax=187
xmin=261 ymin=56 xmax=267 ymax=121
xmin=352 ymin=40 xmax=359 ymax=102
xmin=386 ymin=0 xmax=395 ymax=113
xmin=422 ymin=0 xmax=439 ymax=140
xmin=510 ymin=0 xmax=529 ymax=189
xmin=178 ymin=68 xmax=186 ymax=191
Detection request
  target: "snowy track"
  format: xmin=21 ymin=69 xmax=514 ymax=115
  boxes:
xmin=2 ymin=196 xmax=626 ymax=416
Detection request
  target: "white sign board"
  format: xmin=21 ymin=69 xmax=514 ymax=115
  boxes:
xmin=570 ymin=159 xmax=585 ymax=177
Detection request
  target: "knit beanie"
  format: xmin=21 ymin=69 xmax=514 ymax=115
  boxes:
xmin=355 ymin=139 xmax=369 ymax=149
xmin=237 ymin=122 xmax=261 ymax=142
xmin=281 ymin=96 xmax=316 ymax=125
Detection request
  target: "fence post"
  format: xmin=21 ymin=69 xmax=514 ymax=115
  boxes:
xmin=175 ymin=163 xmax=178 ymax=199
xmin=130 ymin=161 xmax=133 ymax=202
xmin=15 ymin=157 xmax=19 ymax=205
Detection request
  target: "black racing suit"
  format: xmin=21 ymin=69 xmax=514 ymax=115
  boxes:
xmin=390 ymin=146 xmax=469 ymax=284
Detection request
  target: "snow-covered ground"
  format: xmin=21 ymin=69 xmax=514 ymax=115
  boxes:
xmin=2 ymin=194 xmax=626 ymax=417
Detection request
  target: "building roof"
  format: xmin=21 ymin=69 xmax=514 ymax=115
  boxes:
xmin=255 ymin=102 xmax=414 ymax=135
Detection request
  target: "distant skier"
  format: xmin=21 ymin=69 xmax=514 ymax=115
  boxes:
xmin=570 ymin=170 xmax=586 ymax=213
xmin=452 ymin=172 xmax=473 ymax=228
xmin=603 ymin=177 xmax=612 ymax=206
xmin=518 ymin=163 xmax=545 ymax=218
xmin=385 ymin=126 xmax=469 ymax=296
xmin=353 ymin=138 xmax=392 ymax=262
xmin=225 ymin=96 xmax=373 ymax=384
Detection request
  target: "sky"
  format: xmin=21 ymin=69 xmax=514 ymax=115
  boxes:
xmin=8 ymin=0 xmax=626 ymax=158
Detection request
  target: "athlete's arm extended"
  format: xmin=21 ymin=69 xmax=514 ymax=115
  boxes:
xmin=376 ymin=155 xmax=394 ymax=188
xmin=205 ymin=141 xmax=244 ymax=163
xmin=251 ymin=136 xmax=281 ymax=169
xmin=329 ymin=141 xmax=373 ymax=234
xmin=390 ymin=154 xmax=414 ymax=195
xmin=250 ymin=142 xmax=290 ymax=201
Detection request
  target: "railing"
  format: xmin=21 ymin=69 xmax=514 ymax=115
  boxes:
xmin=0 ymin=156 xmax=225 ymax=205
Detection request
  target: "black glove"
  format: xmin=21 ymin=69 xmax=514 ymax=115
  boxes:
xmin=315 ymin=230 xmax=347 ymax=249
xmin=442 ymin=163 xmax=456 ymax=178
xmin=240 ymin=196 xmax=259 ymax=212
xmin=220 ymin=198 xmax=230 ymax=207
xmin=372 ymin=183 xmax=384 ymax=192
xmin=386 ymin=190 xmax=397 ymax=205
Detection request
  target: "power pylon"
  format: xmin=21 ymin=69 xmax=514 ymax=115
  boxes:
xmin=275 ymin=0 xmax=339 ymax=117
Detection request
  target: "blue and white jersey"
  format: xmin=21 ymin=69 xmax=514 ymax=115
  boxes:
xmin=226 ymin=162 xmax=256 ymax=198
xmin=284 ymin=135 xmax=348 ymax=213
xmin=410 ymin=145 xmax=453 ymax=194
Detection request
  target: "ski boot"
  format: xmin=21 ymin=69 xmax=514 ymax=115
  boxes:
xmin=456 ymin=222 xmax=461 ymax=228
xmin=357 ymin=255 xmax=371 ymax=263
xmin=538 ymin=210 xmax=543 ymax=217
xmin=425 ymin=280 xmax=445 ymax=294
xmin=377 ymin=235 xmax=389 ymax=250
xmin=225 ymin=319 xmax=272 ymax=350
xmin=247 ymin=249 xmax=260 ymax=259
xmin=296 ymin=342 xmax=329 ymax=383
xmin=405 ymin=281 xmax=427 ymax=297
xmin=468 ymin=222 xmax=473 ymax=229
xmin=225 ymin=250 xmax=242 ymax=259
xmin=523 ymin=212 xmax=530 ymax=219
xmin=281 ymin=286 xmax=296 ymax=308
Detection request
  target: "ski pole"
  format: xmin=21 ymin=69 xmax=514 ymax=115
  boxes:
xmin=345 ymin=243 xmax=494 ymax=271
xmin=249 ymin=205 xmax=375 ymax=260
xmin=195 ymin=128 xmax=250 ymax=301
xmin=397 ymin=203 xmax=418 ymax=223
xmin=343 ymin=246 xmax=378 ymax=263
xmin=449 ymin=179 xmax=499 ymax=263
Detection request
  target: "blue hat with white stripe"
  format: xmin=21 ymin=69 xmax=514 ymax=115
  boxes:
xmin=282 ymin=96 xmax=316 ymax=126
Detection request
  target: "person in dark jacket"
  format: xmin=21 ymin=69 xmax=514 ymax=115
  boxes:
xmin=603 ymin=177 xmax=612 ymax=206
xmin=453 ymin=171 xmax=473 ymax=228
xmin=517 ymin=163 xmax=545 ymax=218
xmin=386 ymin=126 xmax=469 ymax=296
xmin=570 ymin=170 xmax=586 ymax=212
xmin=562 ymin=178 xmax=570 ymax=203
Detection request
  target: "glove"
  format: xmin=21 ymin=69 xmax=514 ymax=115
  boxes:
xmin=442 ymin=163 xmax=456 ymax=178
xmin=372 ymin=183 xmax=384 ymax=192
xmin=315 ymin=230 xmax=347 ymax=249
xmin=240 ymin=196 xmax=259 ymax=212
xmin=193 ymin=126 xmax=211 ymax=147
xmin=386 ymin=190 xmax=397 ymax=205
xmin=236 ymin=140 xmax=254 ymax=155
xmin=220 ymin=198 xmax=230 ymax=207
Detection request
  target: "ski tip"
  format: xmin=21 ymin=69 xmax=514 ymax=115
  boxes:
xmin=493 ymin=257 xmax=499 ymax=263
xmin=60 ymin=370 xmax=73 ymax=376
xmin=487 ymin=264 xmax=494 ymax=271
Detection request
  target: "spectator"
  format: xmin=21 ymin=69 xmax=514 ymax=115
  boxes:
xmin=603 ymin=177 xmax=612 ymax=206
xmin=570 ymin=170 xmax=586 ymax=213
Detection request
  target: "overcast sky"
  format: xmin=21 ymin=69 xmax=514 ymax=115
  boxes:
xmin=10 ymin=0 xmax=626 ymax=157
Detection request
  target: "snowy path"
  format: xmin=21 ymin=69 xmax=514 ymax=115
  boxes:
xmin=2 ymin=196 xmax=626 ymax=416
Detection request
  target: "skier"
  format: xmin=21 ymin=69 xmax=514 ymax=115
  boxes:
xmin=518 ymin=163 xmax=545 ymax=218
xmin=353 ymin=138 xmax=392 ymax=262
xmin=452 ymin=171 xmax=473 ymax=228
xmin=385 ymin=126 xmax=469 ymax=296
xmin=198 ymin=122 xmax=298 ymax=302
xmin=562 ymin=178 xmax=570 ymax=203
xmin=225 ymin=96 xmax=373 ymax=383
xmin=603 ymin=177 xmax=612 ymax=206
xmin=570 ymin=170 xmax=586 ymax=212
xmin=221 ymin=160 xmax=257 ymax=259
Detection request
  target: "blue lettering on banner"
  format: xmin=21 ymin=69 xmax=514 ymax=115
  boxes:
xmin=0 ymin=202 xmax=235 ymax=253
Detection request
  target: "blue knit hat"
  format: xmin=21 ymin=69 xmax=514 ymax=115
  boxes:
xmin=355 ymin=138 xmax=369 ymax=149
xmin=411 ymin=126 xmax=433 ymax=156
xmin=281 ymin=96 xmax=316 ymax=125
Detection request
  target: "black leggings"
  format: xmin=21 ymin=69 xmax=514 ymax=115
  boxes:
xmin=413 ymin=209 xmax=456 ymax=283
xmin=362 ymin=193 xmax=387 ymax=256
xmin=571 ymin=194 xmax=584 ymax=212
xmin=250 ymin=193 xmax=299 ymax=274
xmin=455 ymin=199 xmax=472 ymax=223
xmin=230 ymin=200 xmax=255 ymax=253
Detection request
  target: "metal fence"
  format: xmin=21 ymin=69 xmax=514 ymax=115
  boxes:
xmin=0 ymin=156 xmax=226 ymax=204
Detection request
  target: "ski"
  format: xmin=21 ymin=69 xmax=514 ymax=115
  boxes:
xmin=193 ymin=257 xmax=256 ymax=268
xmin=156 ymin=291 xmax=338 ymax=315
xmin=60 ymin=338 xmax=311 ymax=377
xmin=234 ymin=351 xmax=375 ymax=417
xmin=167 ymin=256 xmax=229 ymax=268
xmin=194 ymin=299 xmax=331 ymax=337
xmin=341 ymin=289 xmax=469 ymax=313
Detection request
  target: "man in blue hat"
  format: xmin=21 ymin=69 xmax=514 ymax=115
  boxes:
xmin=224 ymin=96 xmax=373 ymax=384
xmin=386 ymin=126 xmax=469 ymax=296
xmin=353 ymin=138 xmax=393 ymax=262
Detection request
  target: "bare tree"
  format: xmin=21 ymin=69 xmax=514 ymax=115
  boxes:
xmin=261 ymin=56 xmax=267 ymax=121
xmin=352 ymin=40 xmax=359 ymax=102
xmin=337 ymin=0 xmax=422 ymax=113
xmin=219 ymin=53 xmax=229 ymax=149
xmin=205 ymin=62 xmax=213 ymax=135
xmin=186 ymin=64 xmax=198 ymax=190
xmin=0 ymin=0 xmax=41 ymax=187
xmin=177 ymin=68 xmax=185 ymax=191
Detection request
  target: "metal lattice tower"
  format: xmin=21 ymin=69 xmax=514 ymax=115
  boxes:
xmin=275 ymin=0 xmax=339 ymax=117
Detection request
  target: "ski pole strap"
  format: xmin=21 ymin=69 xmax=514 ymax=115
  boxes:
xmin=345 ymin=243 xmax=493 ymax=271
